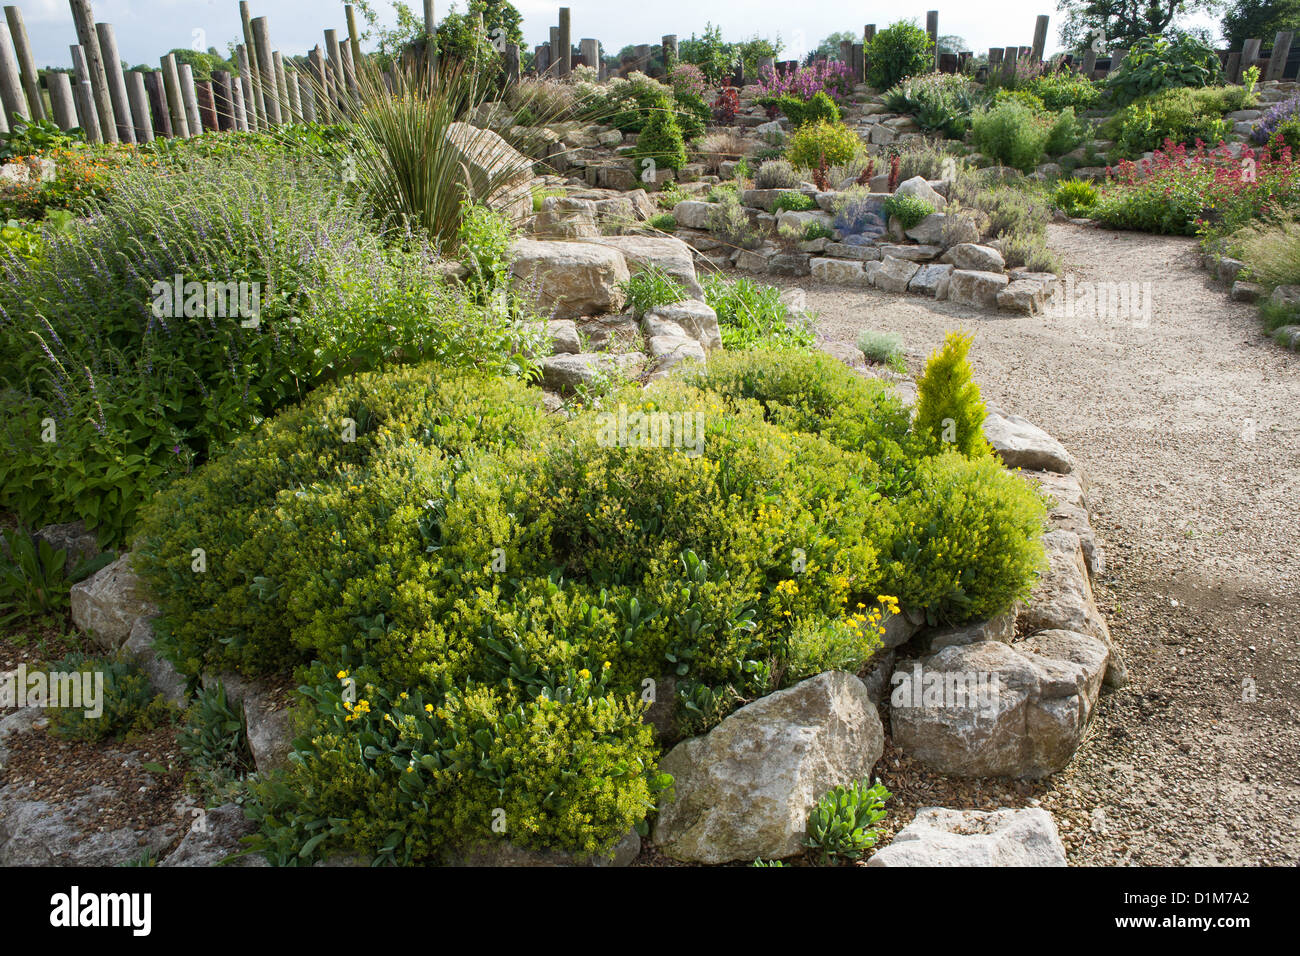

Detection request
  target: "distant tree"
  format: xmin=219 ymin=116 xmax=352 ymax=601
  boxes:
xmin=158 ymin=47 xmax=236 ymax=81
xmin=1220 ymin=0 xmax=1300 ymax=50
xmin=937 ymin=34 xmax=968 ymax=54
xmin=1058 ymin=0 xmax=1217 ymax=53
xmin=813 ymin=31 xmax=858 ymax=60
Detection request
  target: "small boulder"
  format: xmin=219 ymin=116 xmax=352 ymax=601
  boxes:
xmin=867 ymin=807 xmax=1067 ymax=866
xmin=893 ymin=175 xmax=947 ymax=210
xmin=70 ymin=553 xmax=157 ymax=652
xmin=942 ymin=243 xmax=1006 ymax=273
xmin=873 ymin=255 xmax=921 ymax=293
xmin=983 ymin=407 xmax=1074 ymax=473
xmin=948 ymin=269 xmax=1009 ymax=308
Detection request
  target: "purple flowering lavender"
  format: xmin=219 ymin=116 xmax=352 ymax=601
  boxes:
xmin=1251 ymin=94 xmax=1300 ymax=145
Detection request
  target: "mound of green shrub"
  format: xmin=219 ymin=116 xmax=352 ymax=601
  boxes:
xmin=865 ymin=20 xmax=934 ymax=91
xmin=1103 ymin=86 xmax=1248 ymax=158
xmin=971 ymin=99 xmax=1082 ymax=173
xmin=786 ymin=119 xmax=859 ymax=170
xmin=776 ymin=91 xmax=841 ymax=128
xmin=883 ymin=194 xmax=935 ymax=230
xmin=136 ymin=349 xmax=1044 ymax=863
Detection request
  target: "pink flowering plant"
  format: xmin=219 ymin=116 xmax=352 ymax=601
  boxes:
xmin=758 ymin=60 xmax=855 ymax=103
xmin=1091 ymin=136 xmax=1300 ymax=237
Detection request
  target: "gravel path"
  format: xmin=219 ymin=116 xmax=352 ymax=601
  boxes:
xmin=791 ymin=222 xmax=1300 ymax=865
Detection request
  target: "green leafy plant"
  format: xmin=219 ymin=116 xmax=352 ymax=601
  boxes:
xmin=971 ymin=100 xmax=1051 ymax=172
xmin=786 ymin=119 xmax=859 ymax=170
xmin=803 ymin=221 xmax=835 ymax=241
xmin=0 ymin=526 xmax=112 ymax=624
xmin=44 ymin=652 xmax=176 ymax=742
xmin=1052 ymin=179 xmax=1099 ymax=217
xmin=1104 ymin=86 xmax=1239 ymax=158
xmin=884 ymin=73 xmax=983 ymax=139
xmin=865 ymin=20 xmax=934 ymax=91
xmin=755 ymin=159 xmax=802 ymax=189
xmin=634 ymin=109 xmax=689 ymax=172
xmin=702 ymin=276 xmax=814 ymax=349
xmin=706 ymin=191 xmax=761 ymax=249
xmin=804 ymin=778 xmax=891 ymax=864
xmin=0 ymin=119 xmax=83 ymax=161
xmin=178 ymin=681 xmax=255 ymax=801
xmin=883 ymin=193 xmax=934 ymax=230
xmin=776 ymin=91 xmax=841 ymax=129
xmin=621 ymin=265 xmax=688 ymax=316
xmin=648 ymin=212 xmax=678 ymax=232
xmin=856 ymin=330 xmax=905 ymax=372
xmin=771 ymin=190 xmax=817 ymax=213
xmin=1104 ymin=32 xmax=1224 ymax=106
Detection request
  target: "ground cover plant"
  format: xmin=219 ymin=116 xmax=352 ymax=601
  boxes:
xmin=131 ymin=345 xmax=1044 ymax=864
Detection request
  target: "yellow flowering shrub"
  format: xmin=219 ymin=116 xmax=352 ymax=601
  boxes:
xmin=138 ymin=348 xmax=1043 ymax=862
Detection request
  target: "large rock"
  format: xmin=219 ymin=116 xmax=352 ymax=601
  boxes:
xmin=873 ymin=255 xmax=921 ymax=293
xmin=894 ymin=175 xmax=947 ymax=209
xmin=204 ymin=674 xmax=293 ymax=775
xmin=1021 ymin=530 xmax=1126 ymax=688
xmin=1023 ymin=470 xmax=1104 ymax=577
xmin=123 ymin=617 xmax=188 ymax=706
xmin=0 ymin=785 xmax=177 ymax=866
xmin=589 ymin=234 xmax=704 ymax=298
xmin=904 ymin=213 xmax=948 ymax=245
xmin=33 ymin=522 xmax=101 ymax=574
xmin=867 ymin=807 xmax=1067 ymax=866
xmin=983 ymin=407 xmax=1074 ymax=473
xmin=998 ymin=279 xmax=1051 ymax=315
xmin=540 ymin=351 xmax=648 ymax=392
xmin=643 ymin=300 xmax=721 ymax=351
xmin=446 ymin=121 xmax=535 ymax=221
xmin=532 ymin=196 xmax=599 ymax=239
xmin=908 ymin=263 xmax=953 ymax=298
xmin=889 ymin=635 xmax=1108 ymax=778
xmin=159 ymin=802 xmax=265 ymax=867
xmin=942 ymin=243 xmax=1006 ymax=273
xmin=811 ymin=257 xmax=868 ymax=286
xmin=69 ymin=553 xmax=157 ymax=651
xmin=509 ymin=239 xmax=630 ymax=319
xmin=948 ymin=269 xmax=1009 ymax=308
xmin=648 ymin=334 xmax=706 ymax=375
xmin=672 ymin=199 xmax=713 ymax=230
xmin=653 ymin=671 xmax=884 ymax=863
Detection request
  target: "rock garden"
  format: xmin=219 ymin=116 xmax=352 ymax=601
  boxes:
xmin=1 ymin=0 xmax=1297 ymax=871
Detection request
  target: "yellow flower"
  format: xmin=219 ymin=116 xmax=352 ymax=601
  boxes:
xmin=336 ymin=670 xmax=349 ymax=680
xmin=425 ymin=703 xmax=435 ymax=713
xmin=578 ymin=668 xmax=591 ymax=680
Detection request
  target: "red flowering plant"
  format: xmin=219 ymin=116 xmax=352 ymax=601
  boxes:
xmin=1091 ymin=135 xmax=1300 ymax=237
xmin=712 ymin=87 xmax=739 ymax=124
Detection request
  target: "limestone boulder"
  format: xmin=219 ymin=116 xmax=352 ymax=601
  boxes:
xmin=867 ymin=807 xmax=1067 ymax=866
xmin=509 ymin=239 xmax=630 ymax=319
xmin=70 ymin=553 xmax=157 ymax=652
xmin=948 ymin=269 xmax=1008 ymax=308
xmin=653 ymin=671 xmax=884 ymax=863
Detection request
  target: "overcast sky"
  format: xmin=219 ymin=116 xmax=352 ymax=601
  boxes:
xmin=19 ymin=0 xmax=1222 ymax=70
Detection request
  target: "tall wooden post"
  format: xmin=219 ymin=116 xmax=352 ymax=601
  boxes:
xmin=926 ymin=11 xmax=939 ymax=71
xmin=252 ymin=17 xmax=281 ymax=124
xmin=1266 ymin=31 xmax=1294 ymax=81
xmin=345 ymin=4 xmax=363 ymax=68
xmin=124 ymin=69 xmax=152 ymax=141
xmin=1031 ymin=15 xmax=1050 ymax=63
xmin=235 ymin=44 xmax=258 ymax=130
xmin=239 ymin=2 xmax=266 ymax=128
xmin=160 ymin=52 xmax=188 ymax=138
xmin=178 ymin=63 xmax=201 ymax=137
xmin=424 ymin=0 xmax=436 ymax=75
xmin=68 ymin=0 xmax=116 ymax=140
xmin=4 ymin=7 xmax=44 ymax=121
xmin=662 ymin=34 xmax=677 ymax=71
xmin=211 ymin=69 xmax=235 ymax=130
xmin=70 ymin=45 xmax=102 ymax=142
xmin=0 ymin=22 xmax=27 ymax=126
xmin=143 ymin=69 xmax=171 ymax=137
xmin=230 ymin=72 xmax=249 ymax=131
xmin=273 ymin=50 xmax=290 ymax=118
xmin=505 ymin=43 xmax=519 ymax=82
xmin=47 ymin=71 xmax=77 ymax=131
xmin=195 ymin=80 xmax=218 ymax=132
xmin=94 ymin=22 xmax=135 ymax=142
xmin=580 ymin=38 xmax=598 ymax=74
xmin=556 ymin=7 xmax=571 ymax=76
